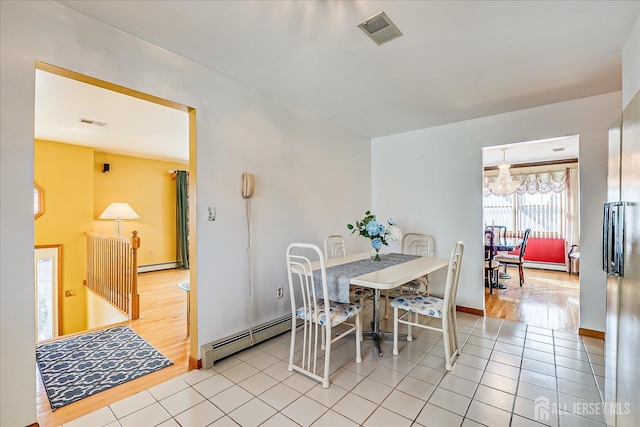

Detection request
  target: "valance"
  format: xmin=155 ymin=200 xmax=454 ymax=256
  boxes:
xmin=483 ymin=170 xmax=568 ymax=196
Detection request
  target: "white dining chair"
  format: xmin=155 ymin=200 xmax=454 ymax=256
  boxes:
xmin=391 ymin=241 xmax=464 ymax=371
xmin=324 ymin=234 xmax=373 ymax=341
xmin=384 ymin=232 xmax=434 ymax=319
xmin=287 ymin=243 xmax=362 ymax=388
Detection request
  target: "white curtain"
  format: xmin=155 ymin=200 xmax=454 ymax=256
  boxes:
xmin=483 ymin=166 xmax=579 ymax=242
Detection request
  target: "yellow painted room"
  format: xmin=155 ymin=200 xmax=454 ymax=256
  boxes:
xmin=34 ymin=139 xmax=188 ymax=335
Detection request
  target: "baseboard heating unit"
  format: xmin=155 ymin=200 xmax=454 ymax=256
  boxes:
xmin=138 ymin=262 xmax=178 ymax=273
xmin=202 ymin=314 xmax=297 ymax=369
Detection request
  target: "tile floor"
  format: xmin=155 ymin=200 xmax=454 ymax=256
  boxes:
xmin=64 ymin=310 xmax=606 ymax=427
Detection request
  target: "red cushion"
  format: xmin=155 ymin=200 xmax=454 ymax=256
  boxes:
xmin=508 ymin=237 xmax=566 ymax=264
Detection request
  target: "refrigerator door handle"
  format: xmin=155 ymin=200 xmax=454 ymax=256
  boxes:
xmin=603 ymin=203 xmax=610 ymax=273
xmin=614 ymin=202 xmax=626 ymax=277
xmin=605 ymin=202 xmax=627 ymax=277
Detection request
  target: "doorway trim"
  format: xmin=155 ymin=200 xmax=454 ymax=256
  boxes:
xmin=34 ymin=61 xmax=199 ymax=361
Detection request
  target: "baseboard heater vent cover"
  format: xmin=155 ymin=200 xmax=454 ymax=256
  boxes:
xmin=201 ymin=314 xmax=298 ymax=369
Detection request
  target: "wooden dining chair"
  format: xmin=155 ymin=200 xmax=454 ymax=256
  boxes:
xmin=324 ymin=235 xmax=373 ymax=340
xmin=391 ymin=241 xmax=464 ymax=371
xmin=286 ymin=243 xmax=362 ymax=388
xmin=484 ymin=230 xmax=501 ymax=294
xmin=494 ymin=228 xmax=532 ymax=286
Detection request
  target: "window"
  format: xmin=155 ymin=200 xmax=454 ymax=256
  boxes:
xmin=484 ymin=179 xmax=570 ymax=238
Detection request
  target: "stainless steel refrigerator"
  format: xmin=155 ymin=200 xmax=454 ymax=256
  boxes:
xmin=604 ymin=90 xmax=640 ymax=427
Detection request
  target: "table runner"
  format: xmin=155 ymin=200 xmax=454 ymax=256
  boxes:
xmin=313 ymin=253 xmax=420 ymax=303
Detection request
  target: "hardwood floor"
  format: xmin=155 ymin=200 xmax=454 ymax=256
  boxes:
xmin=36 ymin=269 xmax=191 ymax=427
xmin=485 ymin=266 xmax=580 ymax=332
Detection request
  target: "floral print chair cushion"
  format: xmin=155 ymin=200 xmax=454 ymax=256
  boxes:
xmin=349 ymin=286 xmax=374 ymax=300
xmin=296 ymin=300 xmax=362 ymax=327
xmin=390 ymin=295 xmax=444 ymax=318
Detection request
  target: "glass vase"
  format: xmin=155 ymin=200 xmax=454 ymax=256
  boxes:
xmin=370 ymin=248 xmax=382 ymax=262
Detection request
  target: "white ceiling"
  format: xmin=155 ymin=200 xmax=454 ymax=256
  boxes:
xmin=38 ymin=1 xmax=639 ymax=163
xmin=35 ymin=70 xmax=190 ymax=163
xmin=483 ymin=135 xmax=579 ymax=167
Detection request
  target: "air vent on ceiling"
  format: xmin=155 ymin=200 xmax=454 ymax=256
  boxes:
xmin=358 ymin=11 xmax=403 ymax=46
xmin=79 ymin=118 xmax=108 ymax=127
xmin=552 ymin=147 xmax=565 ymax=152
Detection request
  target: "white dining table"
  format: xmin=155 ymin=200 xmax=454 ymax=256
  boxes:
xmin=317 ymin=252 xmax=449 ymax=356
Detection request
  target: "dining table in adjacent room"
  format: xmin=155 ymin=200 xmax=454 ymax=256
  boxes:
xmin=312 ymin=252 xmax=450 ymax=357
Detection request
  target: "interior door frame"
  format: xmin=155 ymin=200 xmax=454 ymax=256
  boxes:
xmin=35 ymin=244 xmax=63 ymax=338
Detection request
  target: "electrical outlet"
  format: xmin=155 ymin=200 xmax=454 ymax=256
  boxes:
xmin=276 ymin=287 xmax=283 ymax=299
xmin=65 ymin=289 xmax=77 ymax=297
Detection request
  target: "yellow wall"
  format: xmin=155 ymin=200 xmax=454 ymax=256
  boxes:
xmin=35 ymin=141 xmax=188 ymax=335
xmin=93 ymin=152 xmax=188 ymax=266
xmin=35 ymin=140 xmax=93 ymax=334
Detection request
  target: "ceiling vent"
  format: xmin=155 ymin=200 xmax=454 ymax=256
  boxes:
xmin=358 ymin=12 xmax=403 ymax=46
xmin=552 ymin=147 xmax=566 ymax=152
xmin=79 ymin=118 xmax=107 ymax=127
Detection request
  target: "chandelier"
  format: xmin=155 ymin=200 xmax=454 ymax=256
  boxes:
xmin=488 ymin=149 xmax=520 ymax=196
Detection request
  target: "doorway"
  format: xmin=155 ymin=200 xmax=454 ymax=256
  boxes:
xmin=35 ymin=245 xmax=61 ymax=341
xmin=482 ymin=136 xmax=580 ymax=331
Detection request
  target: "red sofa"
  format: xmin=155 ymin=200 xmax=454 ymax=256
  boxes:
xmin=509 ymin=237 xmax=566 ymax=264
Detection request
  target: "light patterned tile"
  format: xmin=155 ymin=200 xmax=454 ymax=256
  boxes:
xmin=238 ymin=371 xmax=278 ymax=396
xmin=513 ymin=396 xmax=558 ymax=427
xmin=208 ymin=385 xmax=253 ymax=413
xmin=480 ymin=371 xmax=518 ymax=394
xmin=173 ymin=400 xmax=224 ymax=427
xmin=228 ymin=397 xmax=277 ymax=426
xmin=352 ymin=377 xmax=394 ymax=404
xmin=448 ymin=362 xmax=484 ymax=383
xmin=64 ymin=407 xmax=117 ymax=427
xmin=396 ymin=375 xmax=437 ymax=401
xmin=363 ymin=406 xmax=412 ymax=427
xmin=415 ymin=402 xmax=463 ymax=427
xmin=305 ymin=382 xmax=348 ymax=408
xmin=147 ymin=377 xmax=190 ymax=401
xmin=427 ymin=387 xmax=471 ymax=416
xmin=381 ymin=389 xmax=427 ymax=420
xmin=332 ymin=393 xmax=378 ymax=425
xmin=220 ymin=361 xmax=260 ymax=383
xmin=311 ymin=410 xmax=358 ymax=427
xmin=159 ymin=387 xmax=205 ymax=416
xmin=485 ymin=361 xmax=520 ymax=380
xmin=281 ymin=395 xmax=328 ymax=427
xmin=258 ymin=383 xmax=302 ymax=410
xmin=192 ymin=373 xmax=235 ymax=398
xmin=473 ymin=384 xmax=515 ymax=412
xmin=180 ymin=368 xmax=217 ymax=386
xmin=438 ymin=373 xmax=478 ymax=398
xmin=465 ymin=400 xmax=511 ymax=427
xmin=118 ymin=402 xmax=171 ymax=427
xmin=109 ymin=390 xmax=156 ymax=419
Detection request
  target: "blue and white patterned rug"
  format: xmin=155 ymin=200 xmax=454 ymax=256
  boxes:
xmin=36 ymin=325 xmax=173 ymax=410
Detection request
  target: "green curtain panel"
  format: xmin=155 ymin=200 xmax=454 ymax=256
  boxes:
xmin=176 ymin=170 xmax=190 ymax=270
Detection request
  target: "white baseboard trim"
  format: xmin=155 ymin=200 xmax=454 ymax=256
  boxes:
xmin=522 ymin=261 xmax=568 ymax=272
xmin=138 ymin=262 xmax=178 ymax=273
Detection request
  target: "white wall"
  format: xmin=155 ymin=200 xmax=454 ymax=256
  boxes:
xmin=623 ymin=12 xmax=640 ymax=107
xmin=372 ymin=92 xmax=621 ymax=325
xmin=0 ymin=2 xmax=370 ymax=425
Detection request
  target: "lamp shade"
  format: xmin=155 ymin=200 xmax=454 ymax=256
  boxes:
xmin=99 ymin=203 xmax=140 ymax=220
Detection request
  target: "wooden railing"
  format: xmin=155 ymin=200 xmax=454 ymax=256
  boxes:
xmin=86 ymin=231 xmax=140 ymax=319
